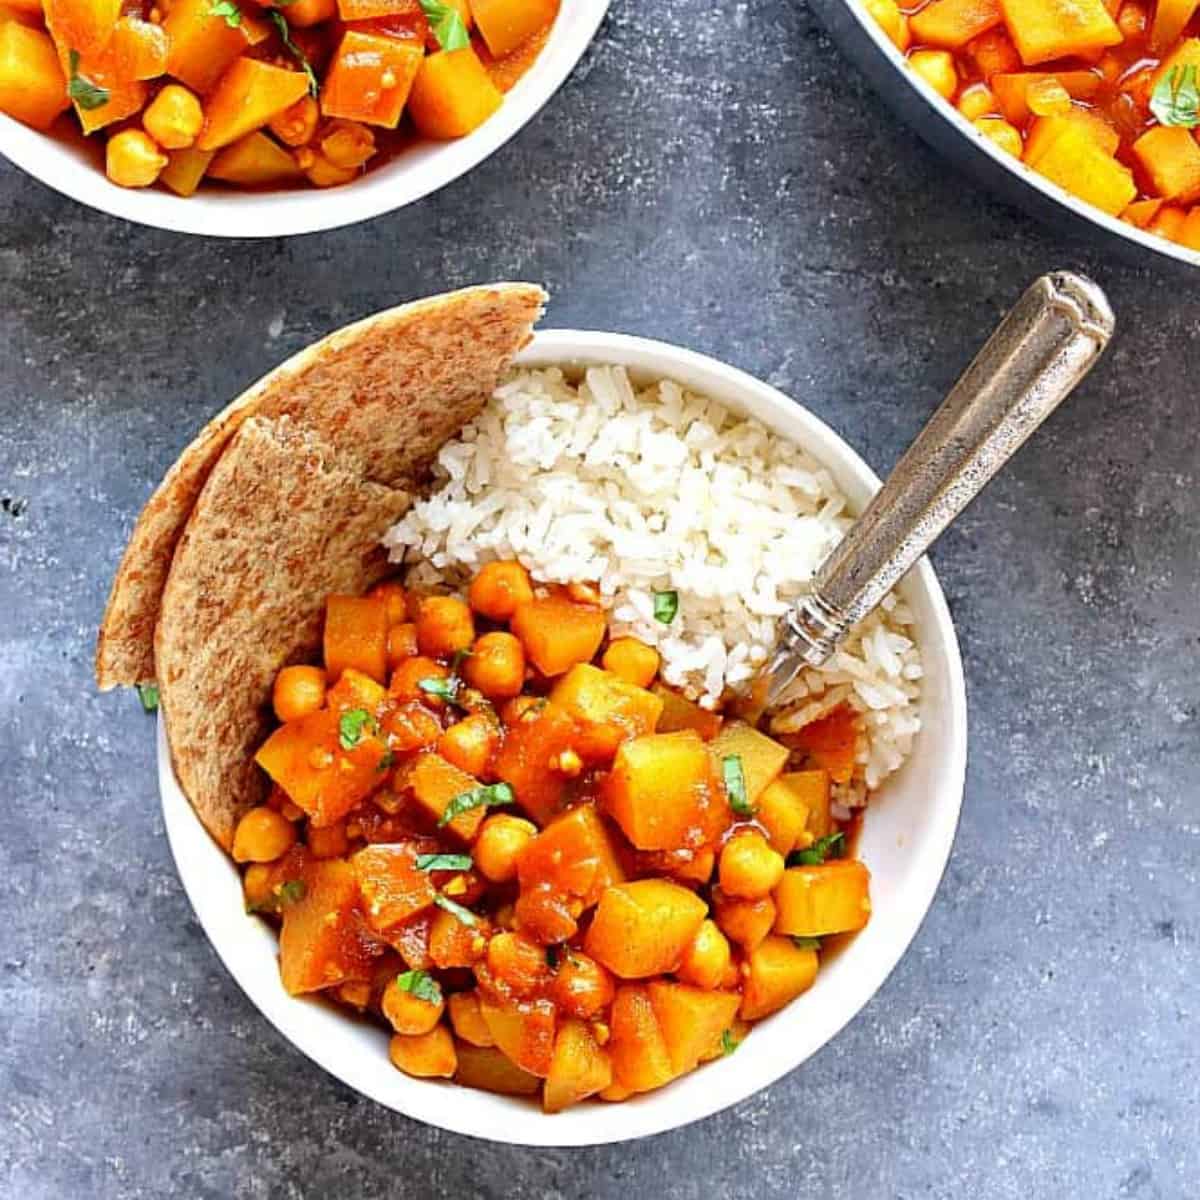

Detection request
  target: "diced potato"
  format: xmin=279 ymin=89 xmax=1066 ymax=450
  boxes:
xmin=198 ymin=58 xmax=310 ymax=151
xmin=549 ymin=663 xmax=664 ymax=763
xmin=1177 ymin=207 xmax=1200 ymax=249
xmin=712 ymin=888 xmax=775 ymax=951
xmin=774 ymin=860 xmax=873 ymax=938
xmin=584 ymin=879 xmax=707 ymax=978
xmin=109 ymin=15 xmax=167 ymax=79
xmin=910 ymin=0 xmax=1002 ymax=47
xmin=255 ymin=707 xmax=390 ymax=826
xmin=608 ymin=984 xmax=674 ymax=1092
xmin=1121 ymin=197 xmax=1164 ymax=229
xmin=494 ymin=700 xmax=578 ymax=826
xmin=325 ymin=666 xmax=387 ymax=713
xmin=997 ymin=0 xmax=1120 ymax=64
xmin=163 ymin=0 xmax=265 ymax=94
xmin=698 ymin=1016 xmax=750 ymax=1063
xmin=208 ymin=131 xmax=304 ymax=185
xmin=428 ymin=905 xmax=486 ymax=968
xmin=159 ymin=146 xmax=215 ymax=196
xmin=1023 ymin=110 xmax=1119 ymax=166
xmin=454 ymin=1042 xmax=541 ymax=1094
xmin=509 ymin=591 xmax=606 ymax=677
xmin=757 ymin=773 xmax=822 ymax=854
xmin=1149 ymin=204 xmax=1188 ymax=239
xmin=320 ymin=29 xmax=424 ymax=128
xmin=1132 ymin=126 xmax=1200 ymax=204
xmin=739 ymin=935 xmax=819 ymax=1020
xmin=471 ymin=0 xmax=556 ymax=56
xmin=784 ymin=770 xmax=833 ymax=839
xmin=652 ymin=683 xmax=722 ymax=740
xmin=990 ymin=70 xmax=1101 ymax=122
xmin=0 ymin=23 xmax=68 ymax=130
xmin=543 ymin=1018 xmax=613 ymax=1112
xmin=1030 ymin=121 xmax=1136 ymax=215
xmin=646 ymin=981 xmax=740 ymax=1077
xmin=864 ymin=0 xmax=911 ymax=48
xmin=352 ymin=843 xmax=436 ymax=932
xmin=395 ymin=753 xmax=487 ymax=841
xmin=448 ymin=990 xmax=494 ymax=1047
xmin=1150 ymin=0 xmax=1199 ymax=49
xmin=602 ymin=731 xmax=723 ymax=851
xmin=479 ymin=995 xmax=556 ymax=1077
xmin=389 ymin=1027 xmax=457 ymax=1078
xmin=323 ymin=593 xmax=389 ymax=684
xmin=708 ymin=722 xmax=789 ymax=810
xmin=517 ymin=804 xmax=624 ymax=908
xmin=390 ymin=909 xmax=434 ymax=969
xmin=279 ymin=859 xmax=386 ymax=994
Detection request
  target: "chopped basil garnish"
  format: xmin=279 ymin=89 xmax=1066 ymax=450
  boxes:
xmin=394 ymin=968 xmax=442 ymax=1004
xmin=1151 ymin=64 xmax=1200 ymax=128
xmin=276 ymin=879 xmax=307 ymax=905
xmin=415 ymin=852 xmax=472 ymax=872
xmin=787 ymin=832 xmax=845 ymax=866
xmin=419 ymin=0 xmax=470 ymax=51
xmin=437 ymin=781 xmax=514 ymax=826
xmin=791 ymin=936 xmax=822 ymax=951
xmin=67 ymin=50 xmax=109 ymax=111
xmin=418 ymin=676 xmax=460 ymax=704
xmin=269 ymin=11 xmax=319 ymax=96
xmin=434 ymin=893 xmax=478 ymax=926
xmin=338 ymin=708 xmax=375 ymax=749
xmin=652 ymin=589 xmax=679 ymax=624
xmin=720 ymin=1029 xmax=740 ymax=1055
xmin=208 ymin=0 xmax=242 ymax=26
xmin=135 ymin=682 xmax=159 ymax=713
xmin=722 ymin=754 xmax=753 ymax=816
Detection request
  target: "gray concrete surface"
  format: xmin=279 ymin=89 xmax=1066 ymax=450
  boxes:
xmin=2 ymin=0 xmax=1198 ymax=1196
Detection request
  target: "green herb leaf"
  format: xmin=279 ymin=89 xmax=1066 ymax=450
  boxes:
xmin=276 ymin=879 xmax=307 ymax=906
xmin=546 ymin=944 xmax=561 ymax=969
xmin=393 ymin=968 xmax=442 ymax=1004
xmin=376 ymin=749 xmax=395 ymax=772
xmin=338 ymin=708 xmax=375 ymax=750
xmin=791 ymin=936 xmax=822 ymax=951
xmin=437 ymin=781 xmax=514 ymax=826
xmin=1151 ymin=64 xmax=1200 ymax=128
xmin=269 ymin=10 xmax=319 ymax=96
xmin=722 ymin=754 xmax=753 ymax=816
xmin=787 ymin=832 xmax=845 ymax=867
xmin=208 ymin=0 xmax=242 ymax=26
xmin=419 ymin=0 xmax=470 ymax=51
xmin=434 ymin=893 xmax=478 ymax=926
xmin=721 ymin=1029 xmax=741 ymax=1055
xmin=135 ymin=682 xmax=159 ymax=713
xmin=67 ymin=50 xmax=110 ymax=111
xmin=652 ymin=589 xmax=679 ymax=624
xmin=419 ymin=676 xmax=460 ymax=704
xmin=415 ymin=852 xmax=473 ymax=872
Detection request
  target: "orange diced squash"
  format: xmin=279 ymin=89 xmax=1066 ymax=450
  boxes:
xmin=320 ymin=30 xmax=424 ymax=128
xmin=352 ymin=843 xmax=436 ymax=932
xmin=1149 ymin=203 xmax=1188 ymax=238
xmin=479 ymin=996 xmax=556 ymax=1077
xmin=646 ymin=981 xmax=740 ymax=1077
xmin=709 ymin=722 xmax=790 ymax=807
xmin=997 ymin=0 xmax=1120 ymax=63
xmin=43 ymin=0 xmax=120 ymax=58
xmin=198 ymin=57 xmax=310 ymax=151
xmin=109 ymin=15 xmax=167 ymax=79
xmin=279 ymin=0 xmax=338 ymax=25
xmin=494 ymin=700 xmax=579 ymax=826
xmin=1178 ymin=207 xmax=1200 ymax=249
xmin=1023 ymin=109 xmax=1118 ymax=165
xmin=1121 ymin=196 xmax=1164 ymax=228
xmin=208 ymin=130 xmax=303 ymax=185
xmin=323 ymin=593 xmax=389 ymax=683
xmin=779 ymin=769 xmax=833 ymax=839
xmin=0 ymin=23 xmax=68 ymax=130
xmin=325 ymin=666 xmax=387 ymax=713
xmin=1132 ymin=126 xmax=1200 ymax=203
xmin=517 ymin=804 xmax=624 ymax=908
xmin=164 ymin=0 xmax=264 ymax=94
xmin=757 ymin=775 xmax=814 ymax=855
xmin=470 ymin=0 xmax=556 ymax=57
xmin=396 ymin=752 xmax=487 ymax=841
xmin=337 ymin=0 xmax=425 ymax=18
xmin=990 ymin=69 xmax=1101 ymax=121
xmin=774 ymin=859 xmax=873 ymax=937
xmin=407 ymin=45 xmax=502 ymax=139
xmin=159 ymin=146 xmax=215 ymax=195
xmin=255 ymin=706 xmax=390 ymax=826
xmin=608 ymin=984 xmax=674 ymax=1092
xmin=652 ymin=683 xmax=722 ymax=740
xmin=739 ymin=935 xmax=819 ymax=1020
xmin=910 ymin=0 xmax=1002 ymax=47
xmin=1150 ymin=0 xmax=1199 ymax=49
xmin=543 ymin=1018 xmax=613 ymax=1112
xmin=428 ymin=905 xmax=486 ymax=967
xmin=548 ymin=663 xmax=664 ymax=763
xmin=510 ymin=591 xmax=606 ymax=677
xmin=602 ymin=731 xmax=723 ymax=852
xmin=782 ymin=705 xmax=860 ymax=784
xmin=584 ymin=879 xmax=707 ymax=978
xmin=454 ymin=1043 xmax=541 ymax=1094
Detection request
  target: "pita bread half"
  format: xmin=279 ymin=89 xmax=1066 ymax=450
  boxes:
xmin=154 ymin=416 xmax=413 ymax=851
xmin=97 ymin=282 xmax=546 ymax=690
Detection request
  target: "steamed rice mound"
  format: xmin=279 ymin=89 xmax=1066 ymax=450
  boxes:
xmin=383 ymin=366 xmax=922 ymax=800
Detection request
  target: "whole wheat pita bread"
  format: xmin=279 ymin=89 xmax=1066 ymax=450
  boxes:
xmin=155 ymin=416 xmax=414 ymax=850
xmin=97 ymin=282 xmax=546 ymax=690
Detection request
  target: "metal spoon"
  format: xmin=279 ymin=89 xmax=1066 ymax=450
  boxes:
xmin=758 ymin=271 xmax=1114 ymax=708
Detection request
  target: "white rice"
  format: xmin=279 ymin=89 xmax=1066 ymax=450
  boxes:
xmin=382 ymin=366 xmax=922 ymax=797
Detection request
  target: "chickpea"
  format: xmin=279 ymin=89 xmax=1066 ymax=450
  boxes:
xmin=468 ymin=560 xmax=534 ymax=621
xmin=486 ymin=930 xmax=550 ymax=996
xmin=463 ymin=631 xmax=526 ymax=699
xmin=416 ymin=595 xmax=475 ymax=658
xmin=448 ymin=990 xmax=494 ymax=1046
xmin=232 ymin=806 xmax=297 ymax=863
xmin=269 ymin=95 xmax=319 ymax=147
xmin=957 ymin=83 xmax=996 ymax=122
xmin=601 ymin=637 xmax=660 ymax=688
xmin=713 ymin=889 xmax=776 ymax=951
xmin=105 ymin=129 xmax=168 ymax=189
xmin=371 ymin=580 xmax=409 ymax=626
xmin=383 ymin=976 xmax=445 ymax=1035
xmin=389 ymin=1027 xmax=457 ymax=1079
xmin=973 ymin=117 xmax=1022 ymax=159
xmin=438 ymin=713 xmax=498 ymax=776
xmin=1025 ymin=76 xmax=1071 ymax=117
xmin=142 ymin=83 xmax=203 ymax=150
xmin=321 ymin=119 xmax=376 ymax=169
xmin=300 ymin=149 xmax=358 ymax=189
xmin=909 ymin=49 xmax=958 ymax=100
xmin=719 ymin=830 xmax=785 ymax=900
xmin=307 ymin=820 xmax=349 ymax=859
xmin=242 ymin=863 xmax=274 ymax=911
xmin=676 ymin=919 xmax=732 ymax=990
xmin=474 ymin=813 xmax=537 ymax=883
xmin=337 ymin=980 xmax=371 ymax=1009
xmin=272 ymin=664 xmax=327 ymax=723
xmin=551 ymin=951 xmax=614 ymax=1019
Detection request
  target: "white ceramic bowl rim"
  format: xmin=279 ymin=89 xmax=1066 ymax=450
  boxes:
xmin=160 ymin=328 xmax=968 ymax=1145
xmin=0 ymin=0 xmax=609 ymax=237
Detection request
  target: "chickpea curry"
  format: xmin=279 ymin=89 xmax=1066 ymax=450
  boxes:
xmin=0 ymin=0 xmax=556 ymax=194
xmin=234 ymin=560 xmax=872 ymax=1112
xmin=865 ymin=0 xmax=1200 ymax=252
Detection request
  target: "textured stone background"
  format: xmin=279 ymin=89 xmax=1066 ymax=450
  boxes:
xmin=1 ymin=0 xmax=1197 ymax=1196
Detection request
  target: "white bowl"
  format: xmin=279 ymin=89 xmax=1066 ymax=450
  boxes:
xmin=160 ymin=328 xmax=968 ymax=1145
xmin=0 ymin=2 xmax=608 ymax=237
